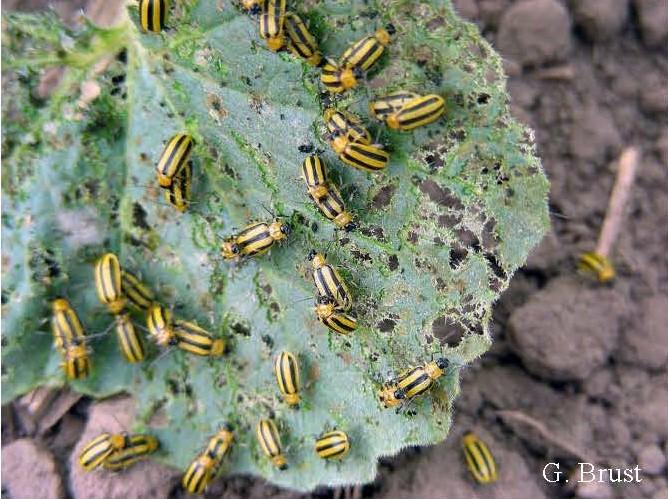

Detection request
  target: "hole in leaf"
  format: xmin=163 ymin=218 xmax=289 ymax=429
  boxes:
xmin=432 ymin=317 xmax=466 ymax=347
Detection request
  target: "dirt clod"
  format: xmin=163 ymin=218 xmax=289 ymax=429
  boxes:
xmin=570 ymin=102 xmax=622 ymax=162
xmin=508 ymin=277 xmax=626 ymax=380
xmin=618 ymin=295 xmax=668 ymax=369
xmin=634 ymin=0 xmax=668 ymax=47
xmin=497 ymin=0 xmax=572 ymax=67
xmin=2 ymin=438 xmax=65 ymax=499
xmin=637 ymin=444 xmax=667 ymax=475
xmin=570 ymin=0 xmax=629 ymax=41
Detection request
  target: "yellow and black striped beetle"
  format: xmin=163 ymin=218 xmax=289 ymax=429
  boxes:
xmin=320 ymin=59 xmax=362 ymax=94
xmin=315 ymin=296 xmax=357 ymax=335
xmin=339 ymin=24 xmax=395 ymax=72
xmin=234 ymin=219 xmax=291 ymax=259
xmin=308 ymin=250 xmax=352 ymax=311
xmin=323 ymin=109 xmax=371 ymax=145
xmin=578 ymin=251 xmax=615 ymax=283
xmin=182 ymin=427 xmax=234 ymax=494
xmin=121 ymin=270 xmax=155 ymax=311
xmin=155 ymin=133 xmax=193 ymax=188
xmin=329 ymin=130 xmax=389 ymax=173
xmin=394 ymin=357 xmax=449 ymax=401
xmin=369 ymin=90 xmax=420 ymax=122
xmin=385 ymin=94 xmax=446 ymax=131
xmin=182 ymin=454 xmax=217 ymax=495
xmin=462 ymin=432 xmax=498 ymax=484
xmin=301 ymin=155 xmax=329 ymax=201
xmin=115 ymin=314 xmax=145 ymax=363
xmin=274 ymin=350 xmax=300 ymax=406
xmin=146 ymin=304 xmax=179 ymax=348
xmin=256 ymin=419 xmax=288 ymax=470
xmin=102 ymin=434 xmax=159 ymax=471
xmin=163 ymin=160 xmax=192 ymax=213
xmin=311 ymin=184 xmax=357 ymax=232
xmin=78 ymin=433 xmax=129 ymax=472
xmin=174 ymin=320 xmax=225 ymax=357
xmin=138 ymin=0 xmax=169 ymax=33
xmin=259 ymin=0 xmax=287 ymax=52
xmin=284 ymin=12 xmax=322 ymax=67
xmin=94 ymin=253 xmax=126 ymax=315
xmin=63 ymin=343 xmax=91 ymax=380
xmin=315 ymin=430 xmax=350 ymax=460
xmin=51 ymin=298 xmax=87 ymax=353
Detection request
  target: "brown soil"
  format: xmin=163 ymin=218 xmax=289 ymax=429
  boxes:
xmin=2 ymin=0 xmax=667 ymax=498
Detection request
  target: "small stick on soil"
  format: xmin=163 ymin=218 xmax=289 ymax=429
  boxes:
xmin=496 ymin=410 xmax=597 ymax=464
xmin=596 ymin=147 xmax=640 ymax=258
xmin=533 ymin=65 xmax=575 ymax=81
xmin=578 ymin=146 xmax=640 ymax=282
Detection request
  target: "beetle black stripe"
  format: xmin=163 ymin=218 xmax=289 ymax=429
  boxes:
xmin=355 ymin=40 xmax=381 ymax=69
xmin=161 ymin=135 xmax=188 ymax=175
xmin=331 ymin=316 xmax=354 ymax=331
xmin=464 ymin=444 xmax=486 ymax=476
xmin=159 ymin=0 xmax=166 ymax=29
xmin=316 ymin=440 xmax=343 ymax=452
xmin=352 ymin=144 xmax=387 ymax=162
xmin=404 ymin=96 xmax=440 ymax=113
xmin=280 ymin=356 xmax=292 ymax=393
xmin=403 ymin=371 xmax=430 ymax=393
xmin=400 ymin=107 xmax=443 ymax=127
xmin=239 ymin=230 xmax=271 ymax=247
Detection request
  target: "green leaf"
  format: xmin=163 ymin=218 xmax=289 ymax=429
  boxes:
xmin=1 ymin=0 xmax=549 ymax=490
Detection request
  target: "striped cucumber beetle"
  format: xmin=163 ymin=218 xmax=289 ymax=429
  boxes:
xmin=462 ymin=432 xmax=498 ymax=484
xmin=308 ymin=250 xmax=352 ymax=311
xmin=385 ymin=94 xmax=446 ymax=131
xmin=315 ymin=430 xmax=350 ymax=460
xmin=578 ymin=251 xmax=615 ymax=283
xmin=182 ymin=427 xmax=234 ymax=494
xmin=259 ymin=0 xmax=287 ymax=52
xmin=51 ymin=298 xmax=87 ymax=353
xmin=284 ymin=12 xmax=322 ymax=67
xmin=138 ymin=0 xmax=169 ymax=33
xmin=121 ymin=270 xmax=156 ymax=311
xmin=315 ymin=296 xmax=357 ymax=335
xmin=329 ymin=130 xmax=389 ymax=173
xmin=102 ymin=434 xmax=159 ymax=471
xmin=63 ymin=343 xmax=91 ymax=380
xmin=339 ymin=24 xmax=395 ymax=72
xmin=155 ymin=133 xmax=193 ymax=188
xmin=222 ymin=219 xmax=290 ymax=259
xmin=163 ymin=160 xmax=192 ymax=213
xmin=79 ymin=432 xmax=129 ymax=472
xmin=182 ymin=454 xmax=216 ymax=495
xmin=174 ymin=320 xmax=225 ymax=357
xmin=311 ymin=184 xmax=357 ymax=232
xmin=256 ymin=419 xmax=288 ymax=470
xmin=320 ymin=59 xmax=362 ymax=94
xmin=302 ymin=155 xmax=329 ymax=201
xmin=203 ymin=426 xmax=235 ymax=463
xmin=146 ymin=304 xmax=178 ymax=348
xmin=274 ymin=350 xmax=300 ymax=406
xmin=94 ymin=253 xmax=126 ymax=315
xmin=323 ymin=108 xmax=371 ymax=145
xmin=394 ymin=357 xmax=449 ymax=401
xmin=368 ymin=90 xmax=420 ymax=122
xmin=115 ymin=314 xmax=145 ymax=363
